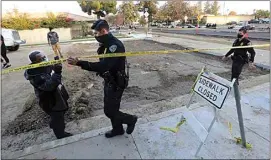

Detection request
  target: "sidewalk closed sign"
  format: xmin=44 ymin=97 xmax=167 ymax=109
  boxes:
xmin=193 ymin=74 xmax=230 ymax=109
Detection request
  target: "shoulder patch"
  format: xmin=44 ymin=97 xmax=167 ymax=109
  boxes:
xmin=109 ymin=45 xmax=117 ymax=53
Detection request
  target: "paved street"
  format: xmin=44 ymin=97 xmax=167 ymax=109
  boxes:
xmin=150 ymin=28 xmax=270 ymax=40
xmin=149 ymin=32 xmax=270 ymax=69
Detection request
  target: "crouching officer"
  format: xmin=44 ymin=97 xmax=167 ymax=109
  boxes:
xmin=222 ymin=27 xmax=256 ymax=85
xmin=68 ymin=19 xmax=138 ymax=138
xmin=24 ymin=51 xmax=72 ymax=139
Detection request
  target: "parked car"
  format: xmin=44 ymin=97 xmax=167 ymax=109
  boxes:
xmin=175 ymin=23 xmax=183 ymax=28
xmin=248 ymin=19 xmax=259 ymax=24
xmin=157 ymin=24 xmax=167 ymax=28
xmin=228 ymin=25 xmax=235 ymax=29
xmin=226 ymin=21 xmax=237 ymax=25
xmin=206 ymin=23 xmax=216 ymax=29
xmin=167 ymin=25 xmax=175 ymax=28
xmin=259 ymin=18 xmax=270 ymax=24
xmin=2 ymin=28 xmax=26 ymax=51
xmin=243 ymin=25 xmax=255 ymax=30
xmin=182 ymin=24 xmax=195 ymax=28
xmin=228 ymin=24 xmax=255 ymax=30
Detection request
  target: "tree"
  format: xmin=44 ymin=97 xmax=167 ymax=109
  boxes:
xmin=118 ymin=2 xmax=139 ymax=25
xmin=2 ymin=9 xmax=71 ymax=30
xmin=115 ymin=14 xmax=124 ymax=25
xmin=159 ymin=0 xmax=190 ymax=22
xmin=204 ymin=1 xmax=212 ymax=14
xmin=153 ymin=4 xmax=168 ymax=22
xmin=255 ymin=9 xmax=270 ymax=19
xmin=105 ymin=15 xmax=117 ymax=25
xmin=228 ymin=11 xmax=237 ymax=16
xmin=189 ymin=5 xmax=199 ymax=18
xmin=77 ymin=0 xmax=117 ymax=19
xmin=40 ymin=12 xmax=72 ymax=29
xmin=196 ymin=1 xmax=203 ymax=14
xmin=137 ymin=0 xmax=158 ymax=23
xmin=2 ymin=8 xmax=35 ymax=30
xmin=211 ymin=0 xmax=220 ymax=16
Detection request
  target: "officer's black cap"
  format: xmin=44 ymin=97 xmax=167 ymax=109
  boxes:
xmin=91 ymin=19 xmax=109 ymax=31
xmin=239 ymin=27 xmax=247 ymax=33
xmin=28 ymin=51 xmax=47 ymax=63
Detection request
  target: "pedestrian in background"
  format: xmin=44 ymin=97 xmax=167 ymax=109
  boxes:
xmin=47 ymin=27 xmax=63 ymax=58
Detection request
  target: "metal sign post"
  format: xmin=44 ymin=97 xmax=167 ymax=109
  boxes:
xmin=233 ymin=82 xmax=247 ymax=147
xmin=184 ymin=16 xmax=188 ymax=24
xmin=177 ymin=67 xmax=242 ymax=157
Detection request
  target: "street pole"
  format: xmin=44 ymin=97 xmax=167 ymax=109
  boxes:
xmin=144 ymin=7 xmax=149 ymax=37
xmin=233 ymin=82 xmax=247 ymax=147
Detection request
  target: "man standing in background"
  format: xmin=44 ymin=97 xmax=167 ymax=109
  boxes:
xmin=47 ymin=27 xmax=63 ymax=58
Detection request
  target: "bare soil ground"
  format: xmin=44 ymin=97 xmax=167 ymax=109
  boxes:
xmin=1 ymin=40 xmax=269 ymax=153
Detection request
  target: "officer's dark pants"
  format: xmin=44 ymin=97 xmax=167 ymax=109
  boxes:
xmin=104 ymin=83 xmax=134 ymax=131
xmin=48 ymin=111 xmax=66 ymax=138
xmin=1 ymin=46 xmax=9 ymax=63
xmin=231 ymin=59 xmax=245 ymax=85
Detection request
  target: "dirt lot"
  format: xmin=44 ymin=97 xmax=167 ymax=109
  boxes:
xmin=1 ymin=39 xmax=269 ymax=153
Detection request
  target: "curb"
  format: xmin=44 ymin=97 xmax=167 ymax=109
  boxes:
xmin=152 ymin=30 xmax=270 ymax=41
xmin=6 ymin=107 xmax=186 ymax=159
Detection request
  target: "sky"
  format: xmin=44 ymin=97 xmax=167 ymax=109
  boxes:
xmin=2 ymin=1 xmax=270 ymax=17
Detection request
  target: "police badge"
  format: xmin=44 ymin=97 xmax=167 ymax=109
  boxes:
xmin=109 ymin=45 xmax=117 ymax=53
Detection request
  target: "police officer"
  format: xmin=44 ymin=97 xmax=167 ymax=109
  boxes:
xmin=24 ymin=51 xmax=72 ymax=139
xmin=222 ymin=27 xmax=256 ymax=85
xmin=68 ymin=19 xmax=138 ymax=138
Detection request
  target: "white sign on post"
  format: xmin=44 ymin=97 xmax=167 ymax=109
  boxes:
xmin=178 ymin=68 xmax=235 ymax=157
xmin=144 ymin=12 xmax=149 ymax=17
xmin=193 ymin=74 xmax=230 ymax=109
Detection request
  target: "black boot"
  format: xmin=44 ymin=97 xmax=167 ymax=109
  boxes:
xmin=56 ymin=132 xmax=73 ymax=139
xmin=105 ymin=129 xmax=124 ymax=138
xmin=126 ymin=115 xmax=138 ymax=134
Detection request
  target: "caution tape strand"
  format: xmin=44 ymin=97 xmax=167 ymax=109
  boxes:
xmin=227 ymin=122 xmax=252 ymax=149
xmin=2 ymin=44 xmax=269 ymax=74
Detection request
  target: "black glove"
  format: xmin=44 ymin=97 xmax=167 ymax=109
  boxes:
xmin=53 ymin=64 xmax=62 ymax=74
xmin=54 ymin=56 xmax=60 ymax=60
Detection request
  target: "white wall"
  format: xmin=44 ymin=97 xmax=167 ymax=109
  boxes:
xmin=206 ymin=15 xmax=254 ymax=25
xmin=18 ymin=28 xmax=72 ymax=45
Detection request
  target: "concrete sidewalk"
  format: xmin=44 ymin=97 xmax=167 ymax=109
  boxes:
xmin=7 ymin=83 xmax=269 ymax=159
xmin=151 ymin=32 xmax=270 ymax=69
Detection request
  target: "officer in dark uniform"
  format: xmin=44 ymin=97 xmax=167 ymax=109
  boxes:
xmin=24 ymin=51 xmax=72 ymax=139
xmin=68 ymin=20 xmax=138 ymax=138
xmin=222 ymin=27 xmax=256 ymax=85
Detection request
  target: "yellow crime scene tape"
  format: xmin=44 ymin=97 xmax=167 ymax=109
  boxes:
xmin=160 ymin=118 xmax=186 ymax=133
xmin=1 ymin=44 xmax=269 ymax=75
xmin=227 ymin=122 xmax=252 ymax=149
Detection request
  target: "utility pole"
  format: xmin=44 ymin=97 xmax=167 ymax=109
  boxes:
xmin=144 ymin=7 xmax=149 ymax=37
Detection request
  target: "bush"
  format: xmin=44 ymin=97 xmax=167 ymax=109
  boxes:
xmin=2 ymin=10 xmax=72 ymax=30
